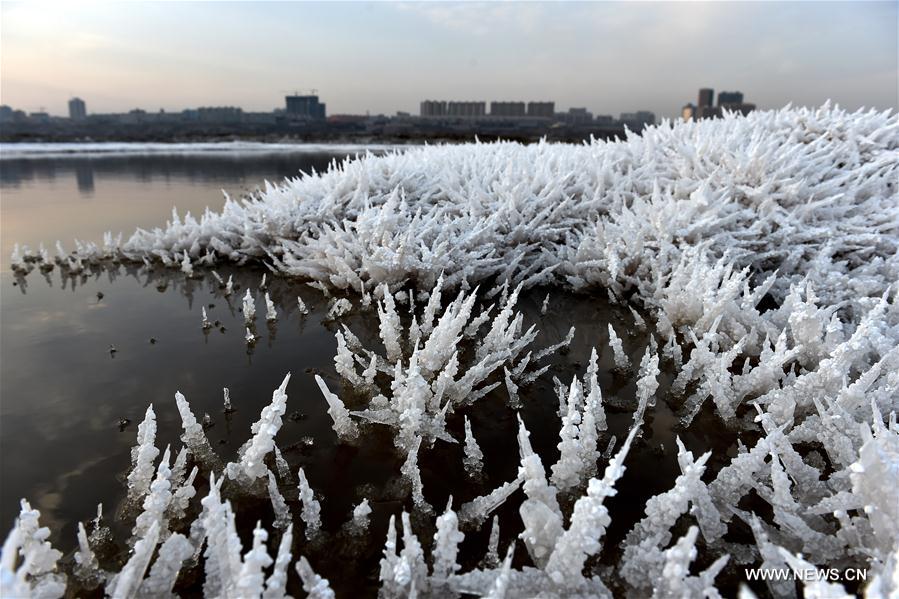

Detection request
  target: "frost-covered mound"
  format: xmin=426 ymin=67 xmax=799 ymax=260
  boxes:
xmin=5 ymin=105 xmax=899 ymax=597
xmin=18 ymin=104 xmax=896 ymax=300
xmin=14 ymin=105 xmax=898 ymax=336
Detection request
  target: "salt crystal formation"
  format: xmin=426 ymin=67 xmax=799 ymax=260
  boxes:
xmin=264 ymin=292 xmax=277 ymax=322
xmin=326 ymin=297 xmax=352 ymax=320
xmin=607 ymin=324 xmax=630 ymax=370
xmin=5 ymin=106 xmax=899 ymax=597
xmin=127 ymin=405 xmax=160 ymax=501
xmin=242 ymin=289 xmax=256 ymax=325
xmin=225 ymin=373 xmax=291 ymax=486
xmin=549 ymin=352 xmax=610 ymax=492
xmin=462 ymin=415 xmax=484 ymax=477
xmin=297 ymin=467 xmax=322 ymax=541
xmin=318 ymin=276 xmax=574 ymax=453
xmin=342 ymin=499 xmax=373 ymax=538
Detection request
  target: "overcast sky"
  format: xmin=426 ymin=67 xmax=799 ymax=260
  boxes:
xmin=1 ymin=1 xmax=896 ymax=119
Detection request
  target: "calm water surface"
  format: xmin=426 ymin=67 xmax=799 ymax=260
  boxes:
xmin=0 ymin=151 xmax=738 ymax=596
xmin=0 ymin=153 xmax=356 ymax=262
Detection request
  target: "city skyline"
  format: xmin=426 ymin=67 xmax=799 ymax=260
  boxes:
xmin=1 ymin=2 xmax=897 ymax=119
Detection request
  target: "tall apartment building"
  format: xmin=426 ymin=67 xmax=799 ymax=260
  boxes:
xmin=490 ymin=101 xmax=526 ymax=117
xmin=285 ymin=95 xmax=326 ymax=119
xmin=420 ymin=100 xmax=447 ymax=117
xmin=447 ymin=101 xmax=486 ymax=117
xmin=527 ymin=101 xmax=555 ymax=117
xmin=68 ymin=97 xmax=87 ymax=120
xmin=717 ymin=91 xmax=744 ymax=106
xmin=690 ymin=88 xmax=756 ymax=119
xmin=560 ymin=107 xmax=593 ymax=125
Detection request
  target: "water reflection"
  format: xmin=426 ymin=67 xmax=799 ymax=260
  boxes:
xmin=74 ymin=163 xmax=95 ymax=195
xmin=0 ymin=151 xmax=383 ymax=268
xmin=0 ymin=154 xmax=365 ymax=193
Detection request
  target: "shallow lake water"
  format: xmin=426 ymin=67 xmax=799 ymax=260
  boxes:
xmin=0 ymin=151 xmax=744 ymax=596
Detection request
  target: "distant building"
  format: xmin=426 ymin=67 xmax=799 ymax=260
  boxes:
xmin=196 ymin=106 xmax=243 ymax=123
xmin=490 ymin=101 xmax=526 ymax=117
xmin=1 ymin=106 xmax=28 ymax=123
xmin=594 ymin=114 xmax=615 ymax=125
xmin=447 ymin=101 xmax=485 ymax=118
xmin=68 ymin=97 xmax=87 ymax=120
xmin=122 ymin=108 xmax=149 ymax=124
xmin=527 ymin=101 xmax=555 ymax=118
xmin=717 ymin=91 xmax=743 ymax=106
xmin=620 ymin=111 xmax=655 ymax=130
xmin=717 ymin=91 xmax=755 ymax=116
xmin=689 ymin=88 xmax=756 ymax=119
xmin=420 ymin=100 xmax=447 ymax=117
xmin=285 ymin=95 xmax=326 ymax=120
xmin=560 ymin=107 xmax=593 ymax=125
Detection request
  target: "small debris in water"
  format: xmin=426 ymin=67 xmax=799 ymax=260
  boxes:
xmin=202 ymin=413 xmax=214 ymax=429
xmin=117 ymin=418 xmax=131 ymax=431
xmin=289 ymin=411 xmax=307 ymax=422
xmin=149 ymin=337 xmax=157 ymax=344
xmin=96 ymin=292 xmax=104 ymax=300
xmin=108 ymin=344 xmax=117 ymax=355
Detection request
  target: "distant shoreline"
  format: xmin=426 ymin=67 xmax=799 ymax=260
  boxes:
xmin=0 ymin=129 xmax=632 ymax=159
xmin=0 ymin=141 xmax=415 ymax=159
xmin=0 ymin=127 xmax=629 ymax=148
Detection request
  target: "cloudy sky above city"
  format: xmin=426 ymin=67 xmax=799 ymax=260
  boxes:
xmin=1 ymin=1 xmax=896 ymax=119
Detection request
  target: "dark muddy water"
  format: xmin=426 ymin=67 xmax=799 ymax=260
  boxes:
xmin=0 ymin=151 xmax=740 ymax=597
